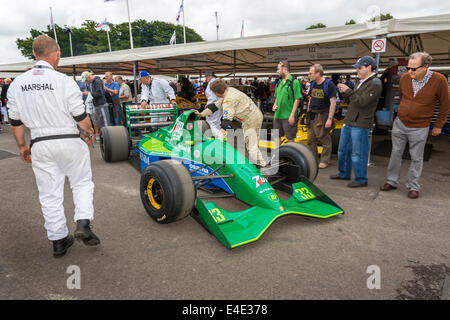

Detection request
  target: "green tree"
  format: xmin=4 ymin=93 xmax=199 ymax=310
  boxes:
xmin=345 ymin=19 xmax=356 ymax=25
xmin=370 ymin=13 xmax=394 ymax=22
xmin=16 ymin=20 xmax=204 ymax=60
xmin=306 ymin=23 xmax=327 ymax=30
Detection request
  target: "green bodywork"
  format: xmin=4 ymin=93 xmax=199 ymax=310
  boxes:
xmin=195 ymin=179 xmax=344 ymax=248
xmin=137 ymin=110 xmax=344 ymax=249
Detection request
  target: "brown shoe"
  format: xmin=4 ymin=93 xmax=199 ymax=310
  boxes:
xmin=408 ymin=190 xmax=419 ymax=199
xmin=330 ymin=174 xmax=350 ymax=180
xmin=380 ymin=183 xmax=397 ymax=191
xmin=347 ymin=181 xmax=368 ymax=188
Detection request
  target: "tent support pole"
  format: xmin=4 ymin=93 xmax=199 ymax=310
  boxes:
xmin=133 ymin=61 xmax=138 ymax=103
xmin=233 ymin=50 xmax=236 ymax=83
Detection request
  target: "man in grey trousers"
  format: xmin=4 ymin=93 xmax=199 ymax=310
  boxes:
xmin=380 ymin=52 xmax=449 ymax=199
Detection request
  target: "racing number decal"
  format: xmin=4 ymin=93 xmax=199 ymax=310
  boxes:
xmin=209 ymin=208 xmax=226 ymax=223
xmin=295 ymin=187 xmax=315 ymax=200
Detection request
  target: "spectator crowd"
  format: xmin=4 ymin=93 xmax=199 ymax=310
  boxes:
xmin=1 ymin=51 xmax=448 ymax=199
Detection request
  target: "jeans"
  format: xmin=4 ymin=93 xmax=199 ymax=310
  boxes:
xmin=337 ymin=124 xmax=370 ymax=184
xmin=108 ymin=103 xmax=121 ymax=126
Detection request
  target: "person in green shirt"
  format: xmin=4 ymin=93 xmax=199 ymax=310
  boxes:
xmin=272 ymin=60 xmax=302 ymax=146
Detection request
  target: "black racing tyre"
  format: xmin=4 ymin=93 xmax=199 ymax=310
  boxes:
xmin=277 ymin=142 xmax=318 ymax=182
xmin=331 ymin=128 xmax=341 ymax=154
xmin=140 ymin=160 xmax=196 ymax=224
xmin=100 ymin=126 xmax=130 ymax=162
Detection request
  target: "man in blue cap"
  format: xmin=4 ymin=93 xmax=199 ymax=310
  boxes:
xmin=330 ymin=56 xmax=382 ymax=187
xmin=138 ymin=70 xmax=176 ymax=123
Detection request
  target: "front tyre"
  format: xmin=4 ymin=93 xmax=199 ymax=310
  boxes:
xmin=140 ymin=160 xmax=196 ymax=224
xmin=278 ymin=142 xmax=318 ymax=182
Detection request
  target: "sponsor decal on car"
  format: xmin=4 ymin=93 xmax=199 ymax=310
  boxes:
xmin=188 ymin=163 xmax=211 ymax=176
xmin=140 ymin=152 xmax=151 ymax=166
xmin=252 ymin=175 xmax=267 ymax=188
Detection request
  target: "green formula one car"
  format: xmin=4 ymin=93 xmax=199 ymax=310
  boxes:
xmin=100 ymin=108 xmax=344 ymax=249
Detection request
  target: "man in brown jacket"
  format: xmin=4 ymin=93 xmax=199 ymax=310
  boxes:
xmin=380 ymin=52 xmax=449 ymax=199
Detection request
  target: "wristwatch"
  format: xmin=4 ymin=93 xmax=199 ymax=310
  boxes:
xmin=328 ymin=117 xmax=333 ymax=120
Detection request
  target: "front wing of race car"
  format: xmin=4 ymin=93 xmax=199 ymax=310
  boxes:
xmin=193 ymin=178 xmax=343 ymax=249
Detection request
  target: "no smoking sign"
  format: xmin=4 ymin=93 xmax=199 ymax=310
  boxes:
xmin=372 ymin=38 xmax=386 ymax=53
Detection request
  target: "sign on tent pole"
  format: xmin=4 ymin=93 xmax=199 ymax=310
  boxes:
xmin=372 ymin=37 xmax=386 ymax=75
xmin=372 ymin=38 xmax=386 ymax=53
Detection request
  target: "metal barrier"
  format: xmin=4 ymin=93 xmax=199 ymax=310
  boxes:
xmin=125 ymin=103 xmax=178 ymax=138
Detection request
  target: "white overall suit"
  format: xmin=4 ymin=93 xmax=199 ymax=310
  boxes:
xmin=205 ymin=77 xmax=222 ymax=137
xmin=7 ymin=60 xmax=95 ymax=241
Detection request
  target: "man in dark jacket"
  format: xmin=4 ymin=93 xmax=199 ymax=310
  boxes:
xmin=81 ymin=71 xmax=110 ymax=141
xmin=1 ymin=79 xmax=11 ymax=127
xmin=330 ymin=56 xmax=382 ymax=187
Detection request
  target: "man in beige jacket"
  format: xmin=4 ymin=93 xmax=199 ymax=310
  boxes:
xmin=195 ymin=79 xmax=266 ymax=166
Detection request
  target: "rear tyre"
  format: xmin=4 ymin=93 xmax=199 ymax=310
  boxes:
xmin=100 ymin=126 xmax=130 ymax=162
xmin=140 ymin=160 xmax=196 ymax=224
xmin=277 ymin=142 xmax=318 ymax=182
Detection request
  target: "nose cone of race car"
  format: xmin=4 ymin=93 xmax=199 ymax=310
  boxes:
xmin=222 ymin=161 xmax=285 ymax=211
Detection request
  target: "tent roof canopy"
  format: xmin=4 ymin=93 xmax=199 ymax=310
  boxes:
xmin=1 ymin=13 xmax=449 ymax=75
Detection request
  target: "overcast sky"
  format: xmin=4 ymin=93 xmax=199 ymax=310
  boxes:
xmin=1 ymin=0 xmax=449 ymax=64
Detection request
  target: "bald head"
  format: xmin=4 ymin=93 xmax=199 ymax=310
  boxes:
xmin=105 ymin=72 xmax=113 ymax=83
xmin=32 ymin=35 xmax=60 ymax=59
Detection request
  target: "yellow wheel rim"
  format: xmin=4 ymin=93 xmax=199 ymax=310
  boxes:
xmin=147 ymin=178 xmax=161 ymax=210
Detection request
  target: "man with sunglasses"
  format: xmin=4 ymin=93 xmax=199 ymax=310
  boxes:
xmin=380 ymin=52 xmax=449 ymax=199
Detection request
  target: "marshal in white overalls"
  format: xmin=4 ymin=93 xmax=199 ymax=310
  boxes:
xmin=8 ymin=60 xmax=95 ymax=241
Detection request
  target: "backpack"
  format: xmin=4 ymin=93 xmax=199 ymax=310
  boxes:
xmin=308 ymin=78 xmax=341 ymax=111
xmin=105 ymin=91 xmax=113 ymax=104
xmin=309 ymin=78 xmax=340 ymax=108
xmin=309 ymin=78 xmax=333 ymax=99
xmin=275 ymin=77 xmax=300 ymax=101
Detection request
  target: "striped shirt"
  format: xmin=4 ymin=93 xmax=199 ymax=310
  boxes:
xmin=412 ymin=69 xmax=433 ymax=97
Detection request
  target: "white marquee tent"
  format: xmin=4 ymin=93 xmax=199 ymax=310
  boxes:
xmin=0 ymin=13 xmax=449 ymax=76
